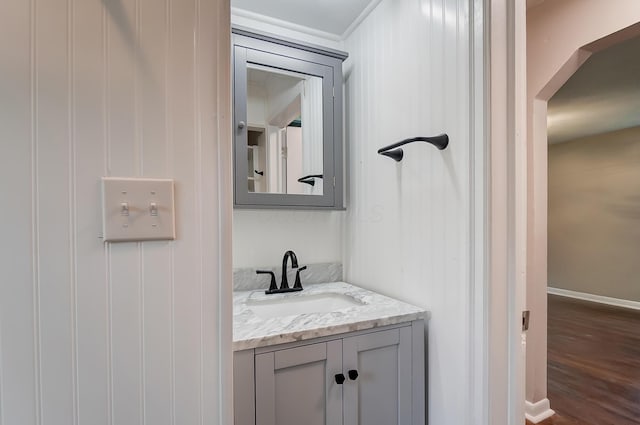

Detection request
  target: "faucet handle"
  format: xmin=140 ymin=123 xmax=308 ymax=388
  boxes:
xmin=293 ymin=266 xmax=307 ymax=289
xmin=256 ymin=270 xmax=277 ymax=293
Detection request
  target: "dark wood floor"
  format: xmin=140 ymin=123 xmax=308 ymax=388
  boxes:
xmin=540 ymin=295 xmax=640 ymax=425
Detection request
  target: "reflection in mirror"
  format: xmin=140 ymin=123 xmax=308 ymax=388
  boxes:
xmin=246 ymin=64 xmax=324 ymax=196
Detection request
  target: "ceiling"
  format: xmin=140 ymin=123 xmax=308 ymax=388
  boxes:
xmin=547 ymin=35 xmax=640 ymax=144
xmin=231 ymin=0 xmax=375 ymax=37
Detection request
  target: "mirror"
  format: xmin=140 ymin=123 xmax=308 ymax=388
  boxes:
xmin=233 ymin=27 xmax=347 ymax=209
xmin=246 ymin=64 xmax=324 ymax=196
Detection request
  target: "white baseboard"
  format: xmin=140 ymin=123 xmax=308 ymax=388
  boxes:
xmin=548 ymin=287 xmax=640 ymax=311
xmin=525 ymin=399 xmax=555 ymax=423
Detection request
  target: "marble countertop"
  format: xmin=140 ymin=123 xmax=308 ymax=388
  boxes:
xmin=233 ymin=281 xmax=428 ymax=351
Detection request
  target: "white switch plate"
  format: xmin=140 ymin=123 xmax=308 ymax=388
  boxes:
xmin=102 ymin=177 xmax=176 ymax=243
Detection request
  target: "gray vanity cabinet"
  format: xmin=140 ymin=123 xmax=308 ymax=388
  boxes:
xmin=255 ymin=340 xmax=343 ymax=425
xmin=234 ymin=321 xmax=425 ymax=425
xmin=342 ymin=327 xmax=414 ymax=425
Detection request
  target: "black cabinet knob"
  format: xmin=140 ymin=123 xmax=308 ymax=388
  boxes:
xmin=334 ymin=373 xmax=346 ymax=385
xmin=348 ymin=369 xmax=359 ymax=380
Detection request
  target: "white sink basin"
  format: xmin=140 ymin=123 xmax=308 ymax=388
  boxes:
xmin=247 ymin=292 xmax=363 ymax=319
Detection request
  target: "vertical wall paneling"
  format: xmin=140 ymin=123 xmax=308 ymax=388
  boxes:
xmin=197 ymin=0 xmax=230 ymax=422
xmin=164 ymin=2 xmax=176 ymax=423
xmin=36 ymin=0 xmax=76 ymax=423
xmin=216 ymin=1 xmax=234 ymax=423
xmin=75 ymin=0 xmax=110 ymax=422
xmin=31 ymin=1 xmax=43 ymax=424
xmin=0 ymin=0 xmax=232 ymax=424
xmin=139 ymin=0 xmax=172 ymax=423
xmin=343 ymin=0 xmax=483 ymax=423
xmin=106 ymin=2 xmax=144 ymax=422
xmin=68 ymin=0 xmax=80 ymax=423
xmin=168 ymin=0 xmax=201 ymax=423
xmin=470 ymin=0 xmax=487 ymax=422
xmin=0 ymin=0 xmax=38 ymax=423
xmin=106 ymin=0 xmax=143 ymax=419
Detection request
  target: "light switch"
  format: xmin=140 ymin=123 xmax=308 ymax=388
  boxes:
xmin=102 ymin=177 xmax=176 ymax=242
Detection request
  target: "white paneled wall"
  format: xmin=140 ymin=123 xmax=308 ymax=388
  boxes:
xmin=0 ymin=0 xmax=232 ymax=424
xmin=343 ymin=0 xmax=483 ymax=424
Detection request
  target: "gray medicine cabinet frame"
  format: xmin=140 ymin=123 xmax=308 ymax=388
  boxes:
xmin=232 ymin=26 xmax=348 ymax=210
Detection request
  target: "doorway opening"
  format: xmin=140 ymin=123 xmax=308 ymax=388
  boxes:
xmin=525 ymin=14 xmax=640 ymax=424
xmin=544 ymin=34 xmax=640 ymax=425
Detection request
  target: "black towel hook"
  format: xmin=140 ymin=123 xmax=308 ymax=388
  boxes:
xmin=378 ymin=134 xmax=449 ymax=162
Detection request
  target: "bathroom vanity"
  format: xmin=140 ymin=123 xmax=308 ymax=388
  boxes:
xmin=233 ymin=282 xmax=427 ymax=425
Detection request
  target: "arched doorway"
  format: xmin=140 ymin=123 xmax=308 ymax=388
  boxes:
xmin=525 ymin=3 xmax=640 ymax=422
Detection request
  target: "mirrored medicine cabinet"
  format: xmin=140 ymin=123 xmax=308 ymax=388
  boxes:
xmin=232 ymin=27 xmax=348 ymax=209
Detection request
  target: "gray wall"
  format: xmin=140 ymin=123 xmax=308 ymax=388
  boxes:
xmin=548 ymin=126 xmax=640 ymax=302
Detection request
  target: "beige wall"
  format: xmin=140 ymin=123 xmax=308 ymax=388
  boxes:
xmin=549 ymin=126 xmax=640 ymax=302
xmin=526 ymin=0 xmax=640 ymax=409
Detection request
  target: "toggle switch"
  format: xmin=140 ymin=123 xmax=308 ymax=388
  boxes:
xmin=102 ymin=177 xmax=175 ymax=242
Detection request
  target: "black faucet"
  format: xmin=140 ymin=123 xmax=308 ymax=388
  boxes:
xmin=258 ymin=250 xmax=306 ymax=295
xmin=280 ymin=250 xmax=298 ymax=289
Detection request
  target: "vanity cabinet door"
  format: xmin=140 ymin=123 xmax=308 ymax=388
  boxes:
xmin=255 ymin=340 xmax=343 ymax=425
xmin=342 ymin=327 xmax=413 ymax=425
